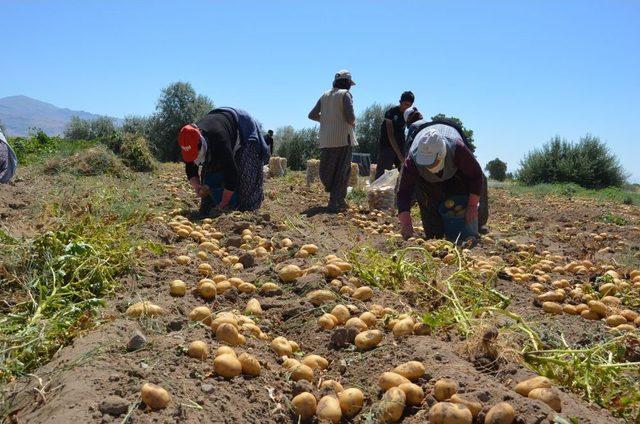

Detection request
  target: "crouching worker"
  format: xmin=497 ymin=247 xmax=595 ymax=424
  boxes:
xmin=396 ymin=114 xmax=488 ymax=242
xmin=0 ymin=129 xmax=18 ymax=184
xmin=178 ymin=107 xmax=270 ymax=214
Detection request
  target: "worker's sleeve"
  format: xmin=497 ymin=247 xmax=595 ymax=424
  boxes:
xmin=396 ymin=157 xmax=419 ymax=213
xmin=219 ymin=141 xmax=238 ymax=191
xmin=185 ymin=162 xmax=199 ymax=180
xmin=342 ymin=92 xmax=355 ymax=125
xmin=453 ymin=141 xmax=483 ymax=195
xmin=308 ymin=98 xmax=321 ymax=121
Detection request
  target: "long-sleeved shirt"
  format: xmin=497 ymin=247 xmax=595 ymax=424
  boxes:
xmin=396 ymin=140 xmax=483 ymax=212
xmin=308 ymin=91 xmax=355 ymax=125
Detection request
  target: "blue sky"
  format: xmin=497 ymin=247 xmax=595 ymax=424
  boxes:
xmin=2 ymin=0 xmax=639 ymax=181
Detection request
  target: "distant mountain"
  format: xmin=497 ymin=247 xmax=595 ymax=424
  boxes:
xmin=0 ymin=95 xmax=122 ymax=137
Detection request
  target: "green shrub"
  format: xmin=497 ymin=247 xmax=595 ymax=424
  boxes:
xmin=517 ymin=135 xmax=626 ymax=189
xmin=485 ymin=158 xmax=507 ymax=181
xmin=7 ymin=130 xmax=62 ymax=164
xmin=275 ymin=126 xmax=319 ymax=170
xmin=66 ymin=145 xmax=125 ymax=177
xmin=119 ymin=134 xmax=156 ymax=172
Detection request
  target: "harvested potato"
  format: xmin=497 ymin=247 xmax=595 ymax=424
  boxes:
xmin=216 ymin=323 xmax=240 ymax=345
xmin=392 ymin=317 xmax=414 ymax=338
xmin=126 ymin=301 xmax=165 ymax=318
xmin=169 ymin=280 xmax=187 ymax=296
xmin=271 ymin=336 xmax=293 ymax=357
xmin=188 ymin=306 xmax=212 ymax=324
xmin=345 ymin=317 xmax=368 ymax=332
xmin=588 ymin=300 xmax=609 ymax=317
xmin=378 ymin=372 xmax=411 ymax=391
xmin=289 ymin=340 xmax=300 ymax=352
xmin=428 ymin=402 xmax=472 ymax=424
xmin=331 ymin=305 xmax=350 ymax=324
xmin=318 ymin=314 xmax=337 ymax=330
xmin=562 ymin=304 xmax=578 ymax=315
xmin=605 ymin=315 xmax=627 ymax=327
xmin=352 ymin=286 xmax=373 ymax=301
xmin=515 ymin=376 xmax=551 ymax=397
xmin=307 ymin=289 xmax=337 ymax=306
xmin=581 ymin=309 xmax=600 ymax=320
xmin=260 ymin=282 xmax=281 ymax=294
xmin=238 ymin=353 xmax=261 ymax=376
xmin=359 ymin=311 xmax=377 ymax=327
xmin=317 ymin=396 xmax=342 ymax=424
xmin=292 ymin=392 xmax=317 ymax=419
xmin=279 ymin=264 xmax=302 ymax=282
xmin=187 ymin=340 xmax=209 ymax=360
xmin=413 ymin=322 xmax=432 ymax=335
xmin=246 ymin=298 xmax=263 ymax=316
xmin=214 ymin=353 xmax=242 ymax=378
xmin=528 ymin=387 xmax=561 ymax=412
xmin=338 ymin=388 xmax=364 ymax=418
xmin=198 ymin=263 xmax=213 ymax=276
xmin=325 ymin=264 xmax=344 ymax=278
xmin=140 ymin=383 xmax=171 ymax=410
xmin=398 ymin=383 xmax=425 ymax=407
xmin=302 ymin=354 xmax=329 ymax=370
xmin=320 ymin=379 xmax=345 ymax=393
xmin=175 ymin=255 xmax=191 ymax=265
xmin=542 ymin=301 xmax=563 ymax=314
xmin=449 ymin=394 xmax=481 ymax=417
xmin=199 ymin=281 xmax=217 ymax=299
xmin=355 ymin=330 xmax=383 ymax=350
xmin=434 ymin=379 xmax=457 ymax=401
xmin=238 ymin=282 xmax=256 ymax=293
xmin=614 ymin=323 xmax=636 ymax=332
xmin=301 ymin=244 xmax=319 ymax=254
xmin=380 ymin=387 xmax=406 ymax=423
xmin=290 ymin=363 xmax=314 ymax=382
xmin=485 ymin=402 xmax=515 ymax=424
xmin=216 ymin=346 xmax=236 ymax=357
xmin=392 ymin=361 xmax=425 ymax=381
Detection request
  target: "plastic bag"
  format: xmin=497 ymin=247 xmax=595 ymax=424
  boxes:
xmin=365 ymin=168 xmax=398 ymax=211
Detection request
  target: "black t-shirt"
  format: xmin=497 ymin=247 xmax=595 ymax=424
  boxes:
xmin=378 ymin=106 xmax=406 ymax=151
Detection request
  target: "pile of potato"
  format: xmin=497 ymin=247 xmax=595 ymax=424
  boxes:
xmin=306 ymin=159 xmax=320 ymax=186
xmin=186 ymin=306 xmax=270 ymax=343
xmin=269 ymin=156 xmax=287 ymax=177
xmin=515 ymin=376 xmax=561 ymax=412
xmin=442 ymin=198 xmax=466 ymax=218
xmin=367 ymin=187 xmax=396 ymax=211
xmin=292 ymin=386 xmax=364 ymax=423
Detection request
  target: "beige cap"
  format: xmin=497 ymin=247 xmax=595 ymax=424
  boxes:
xmin=334 ymin=69 xmax=356 ymax=85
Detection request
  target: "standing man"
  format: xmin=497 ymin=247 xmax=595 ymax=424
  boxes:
xmin=0 ymin=128 xmax=18 ymax=184
xmin=308 ymin=69 xmax=357 ymax=212
xmin=264 ymin=129 xmax=274 ymax=155
xmin=375 ymin=91 xmax=415 ymax=179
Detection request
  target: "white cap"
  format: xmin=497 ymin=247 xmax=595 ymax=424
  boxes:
xmin=410 ymin=128 xmax=447 ymax=173
xmin=403 ymin=106 xmax=418 ymax=123
xmin=334 ymin=69 xmax=356 ymax=85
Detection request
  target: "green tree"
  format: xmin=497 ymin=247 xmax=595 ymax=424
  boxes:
xmin=121 ymin=115 xmax=150 ymax=136
xmin=90 ymin=116 xmax=118 ymax=139
xmin=517 ymin=135 xmax=626 ymax=189
xmin=355 ymin=103 xmax=393 ymax=161
xmin=148 ymin=82 xmax=214 ymax=162
xmin=275 ymin=126 xmax=319 ymax=170
xmin=64 ymin=116 xmax=92 ymax=140
xmin=485 ymin=158 xmax=508 ymax=181
xmin=431 ymin=114 xmax=476 ymax=152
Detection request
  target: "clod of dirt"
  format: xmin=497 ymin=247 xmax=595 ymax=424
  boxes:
xmin=238 ymin=253 xmax=255 ymax=269
xmin=99 ymin=395 xmax=129 ymax=417
xmin=201 ymin=383 xmax=215 ymax=394
xmin=293 ymin=274 xmax=326 ymax=295
xmin=126 ymin=330 xmax=147 ymax=351
xmin=226 ymin=236 xmax=243 ymax=248
xmin=166 ymin=319 xmax=185 ymax=332
xmin=292 ymin=380 xmax=314 ymax=397
xmin=330 ymin=327 xmax=358 ymax=349
xmin=232 ymin=221 xmax=251 ymax=233
xmin=223 ymin=287 xmax=239 ymax=301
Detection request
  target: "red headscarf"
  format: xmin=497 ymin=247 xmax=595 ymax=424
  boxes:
xmin=178 ymin=124 xmax=200 ymax=162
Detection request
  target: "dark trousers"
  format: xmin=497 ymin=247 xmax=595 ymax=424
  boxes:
xmin=375 ymin=145 xmax=401 ymax=179
xmin=319 ymin=145 xmax=352 ymax=208
xmin=415 ymin=171 xmax=489 ymax=238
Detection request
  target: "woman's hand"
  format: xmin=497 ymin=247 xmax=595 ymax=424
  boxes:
xmin=218 ymin=189 xmax=235 ymax=209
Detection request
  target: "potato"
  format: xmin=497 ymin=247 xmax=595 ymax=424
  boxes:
xmin=449 ymin=394 xmax=481 ymax=417
xmin=536 ymin=291 xmax=565 ymax=303
xmin=562 ymin=304 xmax=578 ymax=315
xmin=392 ymin=317 xmax=414 ymax=338
xmin=575 ymin=303 xmax=589 ymax=313
xmin=528 ymin=387 xmax=561 ymax=412
xmin=169 ymin=280 xmax=187 ymax=296
xmin=355 ymin=330 xmax=383 ymax=350
xmin=198 ymin=263 xmax=213 ymax=276
xmin=260 ymin=282 xmax=281 ymax=293
xmin=238 ymin=282 xmax=257 ymax=294
xmin=176 ymin=255 xmax=191 ymax=265
xmin=292 ymin=392 xmax=317 ymax=419
xmin=140 ymin=383 xmax=171 ymax=410
xmin=290 ymin=363 xmax=314 ymax=382
xmin=307 ymin=289 xmax=337 ymax=306
xmin=126 ymin=301 xmax=165 ymax=318
xmin=187 ymin=340 xmax=209 ymax=360
xmin=271 ymin=336 xmax=293 ymax=357
xmin=515 ymin=376 xmax=551 ymax=397
xmin=378 ymin=372 xmax=411 ymax=391
xmin=485 ymin=402 xmax=515 ymax=424
xmin=615 ymin=323 xmax=636 ymax=332
xmin=302 ymin=354 xmax=329 ymax=370
xmin=413 ymin=322 xmax=432 ymax=335
xmin=359 ymin=311 xmax=377 ymax=327
xmin=392 ymin=361 xmax=425 ymax=381
xmin=211 ymin=313 xmax=238 ymax=331
xmin=214 ymin=353 xmax=242 ymax=378
xmin=318 ymin=314 xmax=337 ymax=330
xmin=331 ymin=305 xmax=350 ymax=324
xmin=588 ymin=300 xmax=609 ymax=317
xmin=238 ymin=353 xmax=261 ymax=376
xmin=398 ymin=383 xmax=425 ymax=407
xmin=599 ymin=282 xmax=617 ymax=296
xmin=246 ymin=298 xmax=263 ymax=316
xmin=601 ymin=295 xmax=621 ymax=306
xmin=289 ymin=340 xmax=301 ymax=352
xmin=325 ymin=263 xmax=344 ymax=278
xmin=216 ymin=323 xmax=240 ymax=345
xmin=352 ymin=286 xmax=373 ymax=301
xmin=199 ymin=281 xmax=217 ymax=299
xmin=345 ymin=317 xmax=368 ymax=332
xmin=279 ymin=264 xmax=302 ymax=282
xmin=216 ymin=280 xmax=232 ymax=294
xmin=621 ymin=309 xmax=639 ymax=322
xmin=317 ymin=396 xmax=342 ymax=424
xmin=337 ymin=388 xmax=364 ymax=418
xmin=605 ymin=314 xmax=627 ymax=327
xmin=428 ymin=402 xmax=472 ymax=424
xmin=320 ymin=379 xmax=345 ymax=393
xmin=542 ymin=302 xmax=563 ymax=315
xmin=216 ymin=346 xmax=236 ymax=357
xmin=434 ymin=379 xmax=457 ymax=401
xmin=301 ymin=244 xmax=319 ymax=254
xmin=380 ymin=387 xmax=406 ymax=423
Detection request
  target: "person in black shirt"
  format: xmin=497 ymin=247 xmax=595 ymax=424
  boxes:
xmin=375 ymin=91 xmax=415 ymax=179
xmin=265 ymin=129 xmax=274 ymax=155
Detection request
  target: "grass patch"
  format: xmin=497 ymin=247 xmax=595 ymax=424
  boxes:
xmin=601 ymin=213 xmax=628 ymax=226
xmin=506 ymin=182 xmax=640 ymax=205
xmin=347 ymin=187 xmax=367 ymax=206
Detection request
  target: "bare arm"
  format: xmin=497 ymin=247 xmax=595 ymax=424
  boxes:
xmin=385 ymin=119 xmax=404 ymax=161
xmin=308 ymin=98 xmax=321 ymax=122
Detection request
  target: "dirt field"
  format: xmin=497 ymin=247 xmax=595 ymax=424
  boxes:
xmin=2 ymin=163 xmax=639 ymax=424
